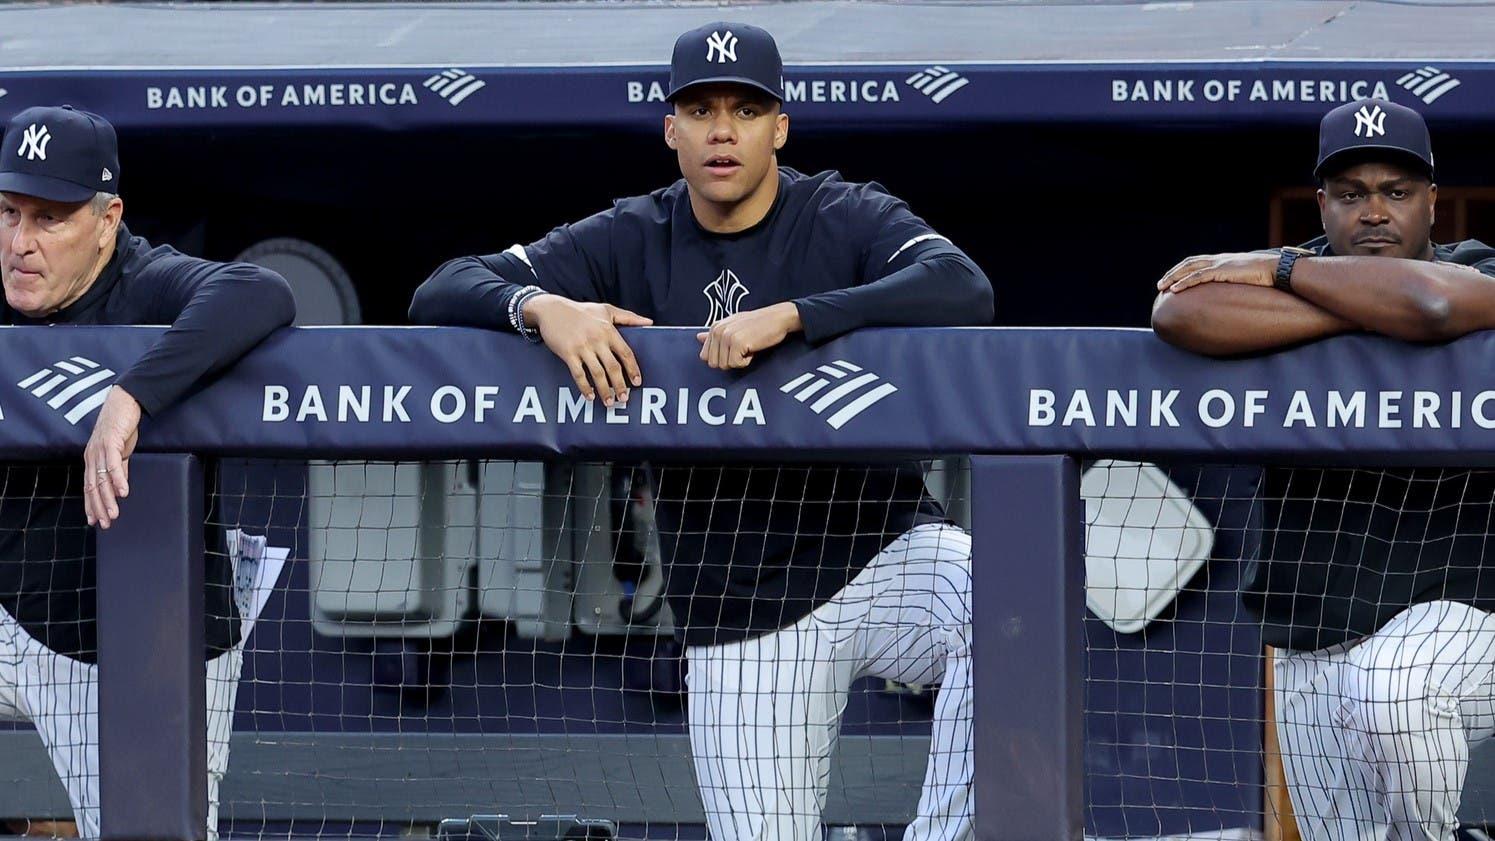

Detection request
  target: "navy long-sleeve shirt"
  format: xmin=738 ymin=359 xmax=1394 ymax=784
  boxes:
xmin=1245 ymin=238 xmax=1495 ymax=651
xmin=411 ymin=168 xmax=994 ymax=646
xmin=0 ymin=224 xmax=295 ymax=661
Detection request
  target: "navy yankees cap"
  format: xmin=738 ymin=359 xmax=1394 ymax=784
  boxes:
xmin=0 ymin=105 xmax=120 ymax=203
xmin=1315 ymin=99 xmax=1433 ymax=180
xmin=667 ymin=22 xmax=784 ymax=103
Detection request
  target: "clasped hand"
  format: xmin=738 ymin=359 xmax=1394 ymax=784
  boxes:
xmin=1157 ymin=253 xmax=1277 ymax=294
xmin=533 ymin=296 xmax=801 ymax=405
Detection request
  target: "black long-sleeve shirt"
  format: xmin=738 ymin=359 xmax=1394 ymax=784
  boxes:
xmin=0 ymin=224 xmax=296 ymax=662
xmin=1245 ymin=238 xmax=1495 ymax=651
xmin=411 ymin=168 xmax=994 ymax=646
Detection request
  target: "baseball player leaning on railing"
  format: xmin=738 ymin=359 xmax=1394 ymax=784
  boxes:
xmin=0 ymin=105 xmax=295 ymax=839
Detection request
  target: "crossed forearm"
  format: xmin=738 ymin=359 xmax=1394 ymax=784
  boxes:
xmin=1152 ymin=284 xmax=1355 ymax=356
xmin=1152 ymin=252 xmax=1495 ymax=354
xmin=1288 ymin=256 xmax=1482 ymax=342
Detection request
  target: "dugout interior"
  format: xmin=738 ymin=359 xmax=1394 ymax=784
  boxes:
xmin=3 ymin=2 xmax=1495 ymax=838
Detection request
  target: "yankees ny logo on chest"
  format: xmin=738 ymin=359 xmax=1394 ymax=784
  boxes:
xmin=1354 ymin=104 xmax=1387 ymax=138
xmin=704 ymin=269 xmax=750 ymax=326
xmin=705 ymin=30 xmax=738 ymax=64
xmin=17 ymin=124 xmax=50 ymax=161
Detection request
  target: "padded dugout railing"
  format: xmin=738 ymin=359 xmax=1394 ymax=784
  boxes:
xmin=6 ymin=326 xmax=1495 ymax=841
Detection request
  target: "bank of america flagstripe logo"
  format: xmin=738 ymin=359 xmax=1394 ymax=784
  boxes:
xmin=780 ymin=360 xmax=898 ymax=429
xmin=422 ymin=69 xmax=486 ymax=106
xmin=905 ymin=66 xmax=969 ymax=104
xmin=17 ymin=357 xmax=115 ymax=425
xmin=1395 ymin=66 xmax=1460 ymax=105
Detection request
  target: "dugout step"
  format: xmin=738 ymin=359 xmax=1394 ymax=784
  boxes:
xmin=436 ymin=815 xmax=616 ymax=841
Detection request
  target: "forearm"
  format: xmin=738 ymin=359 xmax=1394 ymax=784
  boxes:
xmin=793 ymin=253 xmax=994 ymax=344
xmin=116 ymin=268 xmax=295 ymax=414
xmin=1289 ymin=256 xmax=1492 ymax=341
xmin=1151 ymin=283 xmax=1355 ymax=356
xmin=409 ymin=255 xmax=534 ymax=330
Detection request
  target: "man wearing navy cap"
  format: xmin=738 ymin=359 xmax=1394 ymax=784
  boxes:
xmin=0 ymin=105 xmax=295 ymax=839
xmin=1153 ymin=100 xmax=1495 ymax=840
xmin=413 ymin=21 xmax=992 ymax=841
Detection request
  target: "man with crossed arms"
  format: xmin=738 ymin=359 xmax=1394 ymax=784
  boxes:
xmin=1154 ymin=99 xmax=1495 ymax=840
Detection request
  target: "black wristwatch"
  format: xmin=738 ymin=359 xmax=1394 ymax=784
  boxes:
xmin=1274 ymin=246 xmax=1315 ymax=293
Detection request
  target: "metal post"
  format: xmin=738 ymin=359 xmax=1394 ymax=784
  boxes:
xmin=970 ymin=455 xmax=1084 ymax=841
xmin=97 ymin=453 xmax=206 ymax=841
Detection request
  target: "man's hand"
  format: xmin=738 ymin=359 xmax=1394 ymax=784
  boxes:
xmin=84 ymin=386 xmax=141 ymax=530
xmin=696 ymin=302 xmax=802 ymax=370
xmin=529 ymin=294 xmax=652 ymax=406
xmin=1157 ymin=253 xmax=1277 ymax=295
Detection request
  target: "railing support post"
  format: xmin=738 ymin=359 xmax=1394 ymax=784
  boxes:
xmin=97 ymin=453 xmax=206 ymax=841
xmin=971 ymin=455 xmax=1084 ymax=841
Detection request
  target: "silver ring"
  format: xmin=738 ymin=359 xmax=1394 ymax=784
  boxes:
xmin=96 ymin=467 xmax=110 ymax=475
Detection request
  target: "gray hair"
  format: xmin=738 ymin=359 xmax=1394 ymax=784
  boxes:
xmin=90 ymin=191 xmax=117 ymax=215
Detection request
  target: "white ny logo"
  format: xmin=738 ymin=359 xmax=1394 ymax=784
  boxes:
xmin=705 ymin=30 xmax=738 ymax=64
xmin=16 ymin=124 xmax=51 ymax=161
xmin=703 ymin=269 xmax=750 ymax=326
xmin=1354 ymin=105 xmax=1387 ymax=138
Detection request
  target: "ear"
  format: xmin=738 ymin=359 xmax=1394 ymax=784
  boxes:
xmin=98 ymin=197 xmax=123 ymax=250
xmin=773 ymin=112 xmax=789 ymax=151
xmin=1428 ymin=182 xmax=1438 ymax=228
xmin=664 ymin=114 xmax=677 ymax=150
xmin=1315 ymin=187 xmax=1327 ymax=228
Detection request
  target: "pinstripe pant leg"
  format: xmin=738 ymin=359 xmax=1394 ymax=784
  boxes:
xmin=846 ymin=525 xmax=972 ymax=841
xmin=1346 ymin=601 xmax=1495 ymax=841
xmin=1276 ymin=601 xmax=1495 ymax=841
xmin=686 ymin=615 xmax=853 ymax=841
xmin=686 ymin=524 xmax=972 ymax=841
xmin=204 ymin=644 xmax=246 ymax=841
xmin=1277 ymin=644 xmax=1380 ymax=841
xmin=9 ymin=614 xmax=101 ymax=839
xmin=1 ymin=604 xmax=247 ymax=841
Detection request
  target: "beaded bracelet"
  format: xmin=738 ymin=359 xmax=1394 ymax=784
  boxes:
xmin=508 ymin=285 xmax=544 ymax=343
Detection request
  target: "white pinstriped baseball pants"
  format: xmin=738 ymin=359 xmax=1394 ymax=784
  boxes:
xmin=685 ymin=523 xmax=973 ymax=841
xmin=0 ymin=605 xmax=244 ymax=841
xmin=1275 ymin=600 xmax=1495 ymax=841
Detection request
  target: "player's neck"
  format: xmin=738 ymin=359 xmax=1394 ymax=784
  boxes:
xmin=689 ymin=163 xmax=781 ymax=235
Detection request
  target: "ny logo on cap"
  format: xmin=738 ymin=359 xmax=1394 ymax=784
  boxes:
xmin=1354 ymin=104 xmax=1387 ymax=138
xmin=703 ymin=269 xmax=749 ymax=326
xmin=17 ymin=124 xmax=51 ymax=162
xmin=705 ymin=30 xmax=738 ymax=64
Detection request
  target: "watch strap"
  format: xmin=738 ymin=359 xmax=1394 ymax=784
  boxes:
xmin=1274 ymin=247 xmax=1313 ymax=293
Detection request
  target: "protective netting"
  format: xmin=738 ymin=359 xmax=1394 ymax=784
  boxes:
xmin=1 ymin=459 xmax=1492 ymax=840
xmin=0 ymin=460 xmax=241 ymax=840
xmin=214 ymin=458 xmax=973 ymax=841
xmin=1081 ymin=462 xmax=1495 ymax=840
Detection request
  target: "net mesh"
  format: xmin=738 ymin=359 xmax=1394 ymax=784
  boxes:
xmin=0 ymin=458 xmax=1491 ymax=840
xmin=215 ymin=458 xmax=972 ymax=841
xmin=1080 ymin=461 xmax=1495 ymax=840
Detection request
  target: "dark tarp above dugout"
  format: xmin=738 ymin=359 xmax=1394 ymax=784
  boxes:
xmin=2 ymin=0 xmax=1495 ymax=131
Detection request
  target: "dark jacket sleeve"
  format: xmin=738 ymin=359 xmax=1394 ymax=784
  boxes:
xmin=113 ymin=257 xmax=295 ymax=415
xmin=408 ymin=249 xmax=536 ymax=330
xmin=792 ymin=182 xmax=994 ymax=344
xmin=794 ymin=249 xmax=994 ymax=344
xmin=410 ymin=209 xmax=622 ymax=329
